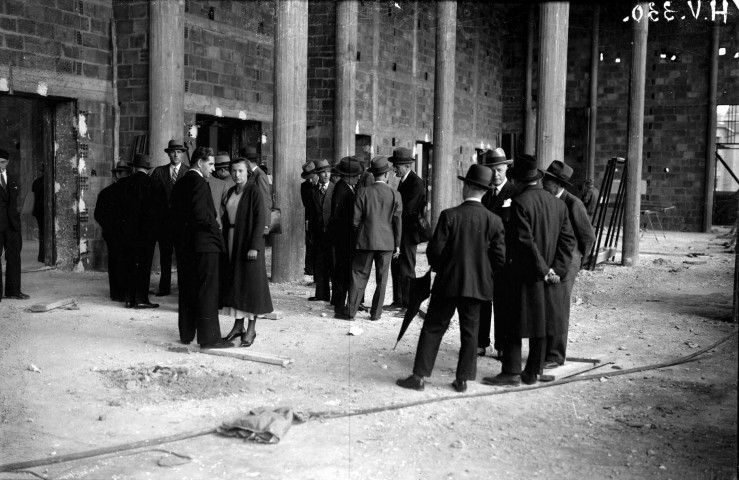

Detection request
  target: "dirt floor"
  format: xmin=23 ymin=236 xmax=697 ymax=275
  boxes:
xmin=0 ymin=228 xmax=737 ymax=480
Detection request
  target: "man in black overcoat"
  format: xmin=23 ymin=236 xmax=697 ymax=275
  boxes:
xmin=0 ymin=149 xmax=29 ymax=301
xmin=170 ymin=147 xmax=231 ymax=349
xmin=94 ymin=161 xmax=132 ymax=302
xmin=149 ymin=139 xmax=190 ymax=296
xmin=397 ymin=164 xmax=506 ymax=393
xmin=388 ymin=147 xmax=425 ymax=316
xmin=483 ymin=155 xmax=576 ymax=387
xmin=120 ymin=154 xmax=166 ymax=309
xmin=300 ymin=161 xmax=317 ymax=276
xmin=329 ymin=156 xmax=364 ymax=314
xmin=478 ymin=148 xmax=516 ymax=358
xmin=542 ymin=161 xmax=595 ymax=368
xmin=242 ymin=146 xmax=272 ymax=236
xmin=308 ymin=159 xmax=335 ymax=302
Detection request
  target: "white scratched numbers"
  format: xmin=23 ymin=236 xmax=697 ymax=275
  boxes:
xmin=624 ymin=1 xmax=737 ymax=23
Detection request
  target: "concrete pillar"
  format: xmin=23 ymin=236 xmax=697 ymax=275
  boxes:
xmin=535 ymin=2 xmax=569 ymax=169
xmin=431 ymin=1 xmax=456 ymax=228
xmin=703 ymin=24 xmax=719 ymax=232
xmin=272 ymin=0 xmax=308 ymax=283
xmin=149 ymin=0 xmax=185 ymax=166
xmin=621 ymin=3 xmax=649 ymax=267
xmin=334 ymin=0 xmax=357 ymax=161
xmin=586 ymin=5 xmax=600 ymax=183
xmin=524 ymin=5 xmax=536 ymax=155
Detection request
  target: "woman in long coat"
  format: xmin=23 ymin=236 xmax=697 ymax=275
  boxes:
xmin=220 ymin=157 xmax=273 ymax=347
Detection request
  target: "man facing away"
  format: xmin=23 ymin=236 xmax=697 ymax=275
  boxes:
xmin=149 ymin=139 xmax=190 ymax=297
xmin=387 ymin=147 xmax=426 ymax=317
xmin=0 ymin=148 xmax=29 ymax=301
xmin=396 ymin=164 xmax=506 ymax=393
xmin=336 ymin=156 xmax=402 ymax=321
xmin=542 ymin=160 xmax=595 ymax=368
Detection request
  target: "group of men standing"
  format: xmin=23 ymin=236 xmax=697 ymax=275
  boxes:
xmin=397 ymin=150 xmax=595 ymax=392
xmin=301 ymin=147 xmax=427 ymax=322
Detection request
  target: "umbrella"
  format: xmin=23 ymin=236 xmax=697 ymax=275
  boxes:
xmin=393 ymin=270 xmax=431 ymax=350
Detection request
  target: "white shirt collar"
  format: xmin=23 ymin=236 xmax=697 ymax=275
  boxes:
xmin=556 ymin=188 xmax=564 ymax=198
xmin=463 ymin=197 xmax=482 ymax=203
xmin=192 ymin=169 xmax=203 ymax=177
xmin=400 ymin=171 xmax=410 ymax=183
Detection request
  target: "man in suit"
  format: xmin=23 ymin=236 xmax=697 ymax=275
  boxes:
xmin=149 ymin=139 xmax=190 ymax=296
xmin=242 ymin=146 xmax=272 ymax=236
xmin=329 ymin=156 xmax=364 ymax=314
xmin=308 ymin=160 xmax=334 ymax=302
xmin=396 ymin=164 xmax=506 ymax=393
xmin=170 ymin=146 xmax=231 ymax=349
xmin=387 ymin=147 xmax=425 ymax=316
xmin=205 ymin=152 xmax=232 ymax=229
xmin=337 ymin=156 xmax=402 ymax=321
xmin=581 ymin=178 xmax=599 ymax=218
xmin=479 ymin=147 xmax=516 ymax=358
xmin=94 ymin=161 xmax=132 ymax=302
xmin=483 ymin=155 xmax=576 ymax=387
xmin=542 ymin=160 xmax=596 ymax=368
xmin=0 ymin=149 xmax=29 ymax=301
xmin=120 ymin=154 xmax=166 ymax=309
xmin=300 ymin=161 xmax=318 ymax=277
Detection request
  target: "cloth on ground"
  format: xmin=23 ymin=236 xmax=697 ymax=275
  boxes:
xmin=217 ymin=407 xmax=300 ymax=443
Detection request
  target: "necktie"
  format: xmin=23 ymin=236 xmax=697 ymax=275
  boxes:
xmin=171 ymin=166 xmax=177 ymax=186
xmin=0 ymin=172 xmax=5 ymax=189
xmin=493 ymin=187 xmax=499 ymax=198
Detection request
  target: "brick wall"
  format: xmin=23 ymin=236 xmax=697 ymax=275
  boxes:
xmin=306 ymin=0 xmax=335 ymax=164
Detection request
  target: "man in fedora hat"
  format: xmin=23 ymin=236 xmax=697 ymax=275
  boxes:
xmin=120 ymin=153 xmax=167 ymax=309
xmin=387 ymin=147 xmax=426 ymax=316
xmin=397 ymin=164 xmax=506 ymax=393
xmin=483 ymin=154 xmax=576 ymax=387
xmin=329 ymin=156 xmax=364 ymax=314
xmin=170 ymin=146 xmax=231 ymax=349
xmin=337 ymin=156 xmax=402 ymax=321
xmin=242 ymin=146 xmax=272 ymax=236
xmin=478 ymin=147 xmax=517 ymax=358
xmin=0 ymin=149 xmax=29 ymax=301
xmin=95 ymin=161 xmax=132 ymax=302
xmin=581 ymin=178 xmax=599 ymax=218
xmin=308 ymin=159 xmax=335 ymax=302
xmin=206 ymin=152 xmax=233 ymax=229
xmin=542 ymin=160 xmax=595 ymax=368
xmin=300 ymin=161 xmax=318 ymax=277
xmin=150 ymin=139 xmax=190 ymax=296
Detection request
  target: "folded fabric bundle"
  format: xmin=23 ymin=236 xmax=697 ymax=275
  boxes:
xmin=217 ymin=407 xmax=299 ymax=444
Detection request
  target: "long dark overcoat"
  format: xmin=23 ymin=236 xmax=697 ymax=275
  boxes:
xmin=220 ymin=183 xmax=273 ymax=315
xmin=507 ymin=184 xmax=576 ymax=338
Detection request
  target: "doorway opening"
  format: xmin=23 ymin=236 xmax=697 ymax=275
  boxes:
xmin=194 ymin=114 xmax=262 ymax=163
xmin=714 ymin=104 xmax=739 ymax=226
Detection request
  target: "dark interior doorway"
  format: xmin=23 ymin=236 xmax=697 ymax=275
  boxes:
xmin=0 ymin=93 xmax=55 ymax=269
xmin=194 ymin=114 xmax=262 ymax=161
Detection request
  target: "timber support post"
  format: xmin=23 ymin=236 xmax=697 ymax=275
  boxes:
xmin=334 ymin=0 xmax=358 ymax=162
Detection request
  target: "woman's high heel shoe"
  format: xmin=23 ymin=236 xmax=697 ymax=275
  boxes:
xmin=223 ymin=328 xmax=246 ymax=342
xmin=240 ymin=331 xmax=257 ymax=347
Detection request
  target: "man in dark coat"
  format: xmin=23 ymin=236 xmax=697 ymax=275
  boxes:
xmin=242 ymin=146 xmax=272 ymax=236
xmin=483 ymin=155 xmax=576 ymax=387
xmin=300 ymin=161 xmax=318 ymax=276
xmin=94 ymin=161 xmax=132 ymax=302
xmin=542 ymin=160 xmax=596 ymax=368
xmin=308 ymin=160 xmax=335 ymax=302
xmin=397 ymin=164 xmax=506 ymax=393
xmin=149 ymin=139 xmax=190 ymax=296
xmin=0 ymin=149 xmax=29 ymax=301
xmin=479 ymin=148 xmax=516 ymax=358
xmin=388 ymin=147 xmax=425 ymax=316
xmin=337 ymin=156 xmax=402 ymax=321
xmin=581 ymin=178 xmax=599 ymax=218
xmin=120 ymin=154 xmax=166 ymax=309
xmin=170 ymin=147 xmax=231 ymax=349
xmin=206 ymin=152 xmax=232 ymax=229
xmin=31 ymin=166 xmax=45 ymax=263
xmin=329 ymin=156 xmax=364 ymax=314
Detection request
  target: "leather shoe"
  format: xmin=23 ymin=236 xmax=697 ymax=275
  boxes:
xmin=452 ymin=379 xmax=467 ymax=393
xmin=521 ymin=371 xmax=538 ymax=385
xmin=394 ymin=308 xmax=407 ymax=317
xmin=155 ymin=290 xmax=170 ymax=297
xmin=481 ymin=373 xmax=521 ymax=387
xmin=358 ymin=303 xmax=370 ymax=312
xmin=384 ymin=302 xmax=404 ymax=310
xmin=335 ymin=312 xmax=354 ymax=321
xmin=369 ymin=314 xmax=381 ymax=321
xmin=124 ymin=301 xmax=134 ymax=308
xmin=308 ymin=296 xmax=330 ymax=301
xmin=200 ymin=340 xmax=233 ymax=349
xmin=396 ymin=375 xmax=424 ymax=391
xmin=4 ymin=292 xmax=30 ymax=300
xmin=543 ymin=360 xmax=560 ymax=369
xmin=133 ymin=302 xmax=159 ymax=309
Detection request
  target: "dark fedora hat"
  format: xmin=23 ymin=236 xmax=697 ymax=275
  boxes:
xmin=0 ymin=149 xmax=9 ymax=160
xmin=301 ymin=161 xmax=317 ymax=179
xmin=457 ymin=164 xmax=494 ymax=190
xmin=214 ymin=153 xmax=231 ymax=168
xmin=239 ymin=146 xmax=260 ymax=161
xmin=543 ymin=160 xmax=573 ymax=187
xmin=111 ymin=160 xmax=132 ymax=173
xmin=132 ymin=153 xmax=154 ymax=169
xmin=368 ymin=156 xmax=393 ymax=175
xmin=481 ymin=147 xmax=512 ymax=167
xmin=507 ymin=154 xmax=543 ymax=182
xmin=313 ymin=159 xmax=331 ymax=173
xmin=164 ymin=139 xmax=187 ymax=153
xmin=389 ymin=147 xmax=414 ymax=165
xmin=333 ymin=156 xmax=364 ymax=177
